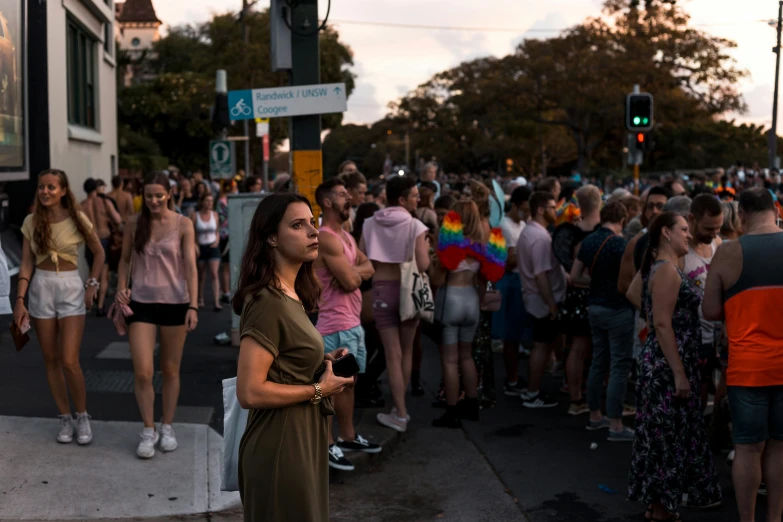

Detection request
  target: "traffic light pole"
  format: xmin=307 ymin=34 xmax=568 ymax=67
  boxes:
xmin=289 ymin=0 xmax=323 ymax=213
xmin=770 ymin=1 xmax=783 ymax=170
xmin=242 ymin=0 xmax=252 ymax=177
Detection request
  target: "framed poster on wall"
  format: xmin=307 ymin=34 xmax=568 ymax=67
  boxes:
xmin=0 ymin=0 xmax=25 ymax=181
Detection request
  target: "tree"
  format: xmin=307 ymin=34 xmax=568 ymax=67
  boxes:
xmin=388 ymin=0 xmax=749 ymax=174
xmin=119 ymin=8 xmax=356 ymax=173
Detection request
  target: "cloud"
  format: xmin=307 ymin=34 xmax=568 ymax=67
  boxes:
xmin=511 ymin=11 xmax=571 ymax=49
xmin=344 ymin=62 xmax=384 ymax=123
xmin=731 ymin=83 xmax=773 ymax=126
xmin=429 ymin=31 xmax=490 ymax=62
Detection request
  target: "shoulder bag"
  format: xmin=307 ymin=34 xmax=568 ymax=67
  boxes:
xmin=399 ymin=220 xmax=435 ymax=323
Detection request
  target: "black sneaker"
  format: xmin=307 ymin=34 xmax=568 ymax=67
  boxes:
xmin=328 ymin=444 xmax=354 ymax=471
xmin=521 ymin=391 xmax=559 ymax=409
xmin=503 ymin=379 xmax=527 ymax=397
xmin=336 ymin=434 xmax=381 ymax=454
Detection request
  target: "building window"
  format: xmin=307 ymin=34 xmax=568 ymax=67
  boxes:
xmin=104 ymin=23 xmax=112 ymax=54
xmin=67 ymin=18 xmax=97 ymax=129
xmin=131 ymin=37 xmax=140 ymax=47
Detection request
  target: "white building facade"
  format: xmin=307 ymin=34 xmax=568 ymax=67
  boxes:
xmin=1 ymin=0 xmax=118 ymax=227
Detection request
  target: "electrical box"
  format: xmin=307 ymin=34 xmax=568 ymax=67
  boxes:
xmin=270 ymin=0 xmax=292 ymax=71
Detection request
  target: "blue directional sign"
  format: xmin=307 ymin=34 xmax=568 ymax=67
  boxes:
xmin=227 ymin=83 xmax=347 ymax=121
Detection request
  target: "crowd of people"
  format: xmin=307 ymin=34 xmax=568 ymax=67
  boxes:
xmin=7 ymin=159 xmax=783 ymax=522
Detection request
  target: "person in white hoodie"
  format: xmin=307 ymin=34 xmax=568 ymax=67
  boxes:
xmin=360 ymin=176 xmax=430 ymax=433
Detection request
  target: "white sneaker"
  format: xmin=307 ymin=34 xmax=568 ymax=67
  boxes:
xmin=159 ymin=424 xmax=178 ymax=452
xmin=137 ymin=427 xmax=159 ymax=459
xmin=75 ymin=412 xmax=93 ymax=445
xmin=57 ymin=414 xmax=74 ymax=444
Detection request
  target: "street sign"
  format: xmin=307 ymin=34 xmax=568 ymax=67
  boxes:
xmin=227 ymin=83 xmax=347 ymax=121
xmin=256 ymin=118 xmax=269 ymax=137
xmin=209 ymin=140 xmax=236 ymax=179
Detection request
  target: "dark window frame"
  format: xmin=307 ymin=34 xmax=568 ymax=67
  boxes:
xmin=66 ymin=17 xmax=97 ymax=129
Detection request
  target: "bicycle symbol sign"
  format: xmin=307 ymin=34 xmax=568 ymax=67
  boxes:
xmin=231 ymin=98 xmax=252 ymax=118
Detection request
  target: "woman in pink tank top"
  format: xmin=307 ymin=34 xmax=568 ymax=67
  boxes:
xmin=115 ymin=172 xmax=199 ymax=459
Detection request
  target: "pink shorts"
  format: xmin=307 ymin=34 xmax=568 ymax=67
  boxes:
xmin=371 ymin=281 xmax=401 ymax=330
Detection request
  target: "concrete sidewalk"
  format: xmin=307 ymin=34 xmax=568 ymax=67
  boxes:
xmin=0 ymin=416 xmax=240 ymax=520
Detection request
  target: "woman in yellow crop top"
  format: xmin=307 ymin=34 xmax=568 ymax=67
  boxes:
xmin=13 ymin=169 xmax=106 ymax=446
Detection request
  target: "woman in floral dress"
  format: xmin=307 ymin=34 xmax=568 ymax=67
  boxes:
xmin=626 ymin=212 xmax=721 ymax=521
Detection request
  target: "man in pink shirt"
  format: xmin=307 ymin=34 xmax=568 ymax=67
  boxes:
xmin=517 ymin=191 xmax=567 ymax=409
xmin=314 ymin=178 xmax=380 ymax=471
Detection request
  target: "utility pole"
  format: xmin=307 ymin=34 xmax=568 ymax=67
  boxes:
xmin=770 ymin=2 xmax=783 ymax=169
xmin=289 ymin=0 xmax=322 ymax=212
xmin=241 ymin=0 xmax=252 ymax=177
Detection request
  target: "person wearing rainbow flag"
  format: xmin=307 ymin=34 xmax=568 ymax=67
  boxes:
xmin=433 ymin=202 xmax=507 ymax=427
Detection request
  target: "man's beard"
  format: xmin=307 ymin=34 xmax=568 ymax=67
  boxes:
xmin=339 ymin=204 xmax=351 ymax=222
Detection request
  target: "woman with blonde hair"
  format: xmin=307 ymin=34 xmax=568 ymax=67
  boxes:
xmin=431 ymin=200 xmax=506 ymax=427
xmin=14 ymin=169 xmax=106 ymax=444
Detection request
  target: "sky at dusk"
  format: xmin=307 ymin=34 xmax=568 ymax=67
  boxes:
xmin=154 ymin=0 xmax=783 ymax=128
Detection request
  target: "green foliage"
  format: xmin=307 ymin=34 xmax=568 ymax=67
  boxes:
xmin=385 ymin=0 xmax=751 ymax=174
xmin=119 ymin=8 xmax=356 ymax=173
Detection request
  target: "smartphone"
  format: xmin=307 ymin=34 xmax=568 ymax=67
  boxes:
xmin=332 ymin=353 xmax=360 ymax=378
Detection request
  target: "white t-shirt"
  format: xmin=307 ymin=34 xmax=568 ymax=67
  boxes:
xmin=500 ymin=216 xmax=525 ymax=273
xmin=683 ymin=241 xmax=719 ymax=345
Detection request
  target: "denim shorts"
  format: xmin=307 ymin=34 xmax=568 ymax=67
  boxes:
xmin=322 ymin=325 xmax=367 ymax=373
xmin=728 ymin=385 xmax=783 ymax=444
xmin=491 ymin=272 xmax=532 ymax=343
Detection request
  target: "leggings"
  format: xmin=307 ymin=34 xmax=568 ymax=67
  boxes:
xmin=435 ymin=285 xmax=480 ymax=345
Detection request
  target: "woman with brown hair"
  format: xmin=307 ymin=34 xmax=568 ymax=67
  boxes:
xmin=430 ymin=201 xmax=488 ymax=427
xmin=626 ymin=212 xmax=721 ymax=521
xmin=116 ymin=172 xmax=199 ymax=459
xmin=192 ymin=192 xmax=222 ymax=310
xmin=234 ymin=194 xmax=353 ymax=522
xmin=14 ymin=169 xmax=106 ymax=444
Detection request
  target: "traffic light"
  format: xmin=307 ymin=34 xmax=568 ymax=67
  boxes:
xmin=626 ymin=93 xmax=654 ymax=131
xmin=506 ymin=158 xmax=514 ymax=173
xmin=635 ymin=132 xmax=646 ymax=152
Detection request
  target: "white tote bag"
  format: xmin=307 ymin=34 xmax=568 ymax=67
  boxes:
xmin=399 ymin=220 xmax=435 ymax=323
xmin=221 ymin=377 xmax=248 ymax=492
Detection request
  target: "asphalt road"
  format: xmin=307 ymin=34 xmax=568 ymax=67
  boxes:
xmin=0 ymin=291 xmax=772 ymax=522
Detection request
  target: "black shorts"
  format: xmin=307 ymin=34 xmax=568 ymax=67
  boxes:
xmin=198 ymin=245 xmax=221 ymax=262
xmin=86 ymin=237 xmax=111 ymax=267
xmin=127 ymin=301 xmax=189 ymax=327
xmin=531 ymin=314 xmax=559 ymax=345
xmin=219 ymin=237 xmax=229 ymax=263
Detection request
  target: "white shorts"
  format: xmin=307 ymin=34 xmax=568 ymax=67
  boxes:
xmin=28 ymin=270 xmax=86 ymax=320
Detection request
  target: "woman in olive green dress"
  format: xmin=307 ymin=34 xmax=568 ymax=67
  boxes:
xmin=233 ymin=193 xmax=353 ymax=522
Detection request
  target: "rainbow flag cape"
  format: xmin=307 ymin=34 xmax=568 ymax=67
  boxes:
xmin=437 ymin=211 xmax=507 ymax=283
xmin=555 ymin=195 xmax=580 ymax=226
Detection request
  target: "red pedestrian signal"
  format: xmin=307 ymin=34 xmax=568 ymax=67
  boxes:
xmin=636 ymin=133 xmax=645 ymax=144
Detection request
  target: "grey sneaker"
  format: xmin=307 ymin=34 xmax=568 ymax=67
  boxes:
xmin=586 ymin=417 xmax=611 ymax=431
xmin=75 ymin=412 xmax=92 ymax=445
xmin=57 ymin=414 xmax=74 ymax=444
xmin=159 ymin=424 xmax=177 ymax=452
xmin=136 ymin=427 xmax=160 ymax=459
xmin=377 ymin=412 xmax=408 ymax=433
xmin=607 ymin=427 xmax=635 ymax=442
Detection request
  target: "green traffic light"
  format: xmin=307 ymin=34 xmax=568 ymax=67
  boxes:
xmin=633 ymin=117 xmax=641 ymax=125
xmin=642 ymin=118 xmax=649 ymax=125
